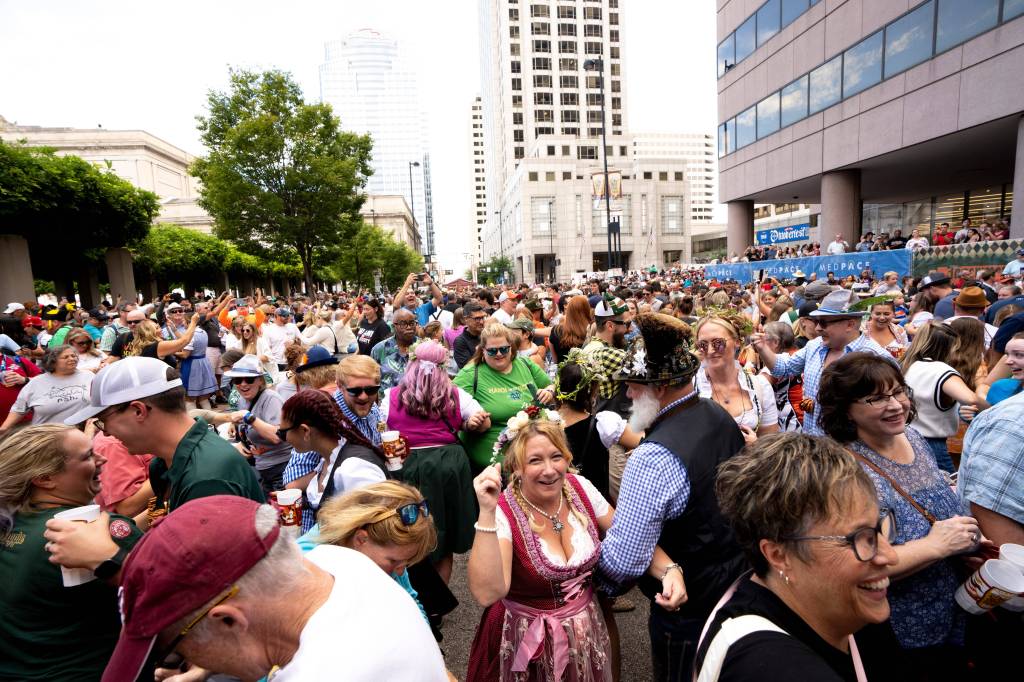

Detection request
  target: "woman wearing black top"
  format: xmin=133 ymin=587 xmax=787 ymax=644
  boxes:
xmin=356 ymin=299 xmax=392 ymax=356
xmin=696 ymin=434 xmax=897 ymax=681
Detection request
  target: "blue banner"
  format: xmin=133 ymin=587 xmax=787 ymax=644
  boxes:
xmin=701 ymin=250 xmax=912 ymax=284
xmin=755 ymin=223 xmax=810 ymax=245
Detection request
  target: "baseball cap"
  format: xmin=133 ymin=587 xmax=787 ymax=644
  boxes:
xmin=497 ymin=291 xmax=520 ymax=303
xmin=20 ymin=315 xmax=44 ymax=329
xmin=4 ymin=302 xmax=25 ymax=314
xmin=101 ymin=496 xmax=279 ymax=682
xmin=64 ymin=357 xmax=183 ymax=424
xmin=919 ymin=271 xmax=951 ymax=289
xmin=164 ymin=302 xmax=183 ymax=312
xmin=223 ymin=354 xmax=264 ymax=378
xmin=88 ymin=308 xmax=109 ymax=321
xmin=275 ymin=307 xmax=292 ymax=317
xmin=295 ymin=345 xmax=339 ymax=373
xmin=594 ymin=293 xmax=628 ymax=319
xmin=797 ymin=301 xmax=819 ymax=319
xmin=505 ymin=318 xmax=535 ymax=333
xmin=1017 ymin=248 xmax=1024 ymax=256
xmin=803 ymin=280 xmax=837 ymax=301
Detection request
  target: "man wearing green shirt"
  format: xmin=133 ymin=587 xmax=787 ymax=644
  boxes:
xmin=66 ymin=357 xmax=264 ymax=513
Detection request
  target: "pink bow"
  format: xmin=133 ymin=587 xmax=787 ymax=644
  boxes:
xmin=504 ymin=585 xmax=594 ymax=680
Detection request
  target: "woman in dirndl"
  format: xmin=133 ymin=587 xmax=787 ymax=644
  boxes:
xmin=177 ymin=320 xmax=218 ymax=410
xmin=466 ymin=415 xmax=687 ymax=681
xmin=381 ymin=339 xmax=490 ymax=584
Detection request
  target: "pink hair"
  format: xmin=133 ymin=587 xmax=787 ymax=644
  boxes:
xmin=398 ymin=340 xmax=457 ymax=420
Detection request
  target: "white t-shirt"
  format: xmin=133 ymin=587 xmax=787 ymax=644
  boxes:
xmin=491 ymin=308 xmax=514 ymax=326
xmin=495 ymin=475 xmax=610 ymax=568
xmin=826 ymin=240 xmax=848 ymax=255
xmin=262 ymin=322 xmax=301 ymax=364
xmin=13 ymin=370 xmax=93 ymax=424
xmin=272 ymin=545 xmax=447 ymax=682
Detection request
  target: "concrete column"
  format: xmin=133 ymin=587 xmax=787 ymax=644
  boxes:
xmin=821 ymin=170 xmax=862 ymax=246
xmin=77 ymin=265 xmax=100 ymax=309
xmin=237 ymin=274 xmax=253 ymax=296
xmin=140 ymin=278 xmax=158 ymax=302
xmin=216 ymin=271 xmax=230 ymax=293
xmin=0 ymin=235 xmax=36 ymax=304
xmin=1011 ymin=115 xmax=1024 ymax=239
xmin=727 ymin=201 xmax=754 ymax=258
xmin=105 ymin=247 xmax=137 ymax=303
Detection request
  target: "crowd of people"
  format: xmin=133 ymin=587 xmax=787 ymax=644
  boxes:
xmin=0 ymin=250 xmax=1023 ymax=681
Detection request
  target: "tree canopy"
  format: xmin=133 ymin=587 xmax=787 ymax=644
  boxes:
xmin=334 ymin=223 xmax=424 ymax=291
xmin=476 ymin=256 xmax=514 ymax=285
xmin=192 ymin=68 xmax=373 ymax=294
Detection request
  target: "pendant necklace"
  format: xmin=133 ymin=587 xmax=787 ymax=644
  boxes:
xmin=520 ymin=486 xmax=564 ymax=533
xmin=708 ymin=376 xmax=731 ymax=404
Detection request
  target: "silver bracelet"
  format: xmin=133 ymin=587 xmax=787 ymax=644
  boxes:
xmin=661 ymin=562 xmax=682 ymax=580
xmin=474 ymin=522 xmax=498 ymax=533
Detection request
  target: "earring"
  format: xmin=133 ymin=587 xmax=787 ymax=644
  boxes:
xmin=778 ymin=569 xmax=790 ymax=586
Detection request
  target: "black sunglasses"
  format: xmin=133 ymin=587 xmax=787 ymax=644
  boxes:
xmin=344 ymin=385 xmax=381 ymax=397
xmin=276 ymin=425 xmax=299 ymax=441
xmin=485 ymin=345 xmax=511 ymax=357
xmin=231 ymin=377 xmax=258 ymax=385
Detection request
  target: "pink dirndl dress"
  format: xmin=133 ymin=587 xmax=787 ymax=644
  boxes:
xmin=466 ymin=474 xmax=612 ymax=682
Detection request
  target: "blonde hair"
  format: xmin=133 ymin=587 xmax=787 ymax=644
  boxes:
xmin=694 ymin=316 xmax=740 ymax=343
xmin=503 ymin=420 xmax=589 ymax=533
xmin=336 ymin=354 xmax=381 ymax=385
xmin=317 ymin=481 xmax=436 ymax=565
xmin=295 ymin=364 xmax=337 ymax=389
xmin=469 ymin=322 xmax=518 ymax=366
xmin=0 ymin=425 xmax=75 ymax=532
xmin=65 ymin=328 xmax=103 ymax=357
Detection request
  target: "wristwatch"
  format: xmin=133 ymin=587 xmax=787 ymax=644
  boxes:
xmin=94 ymin=546 xmax=129 ymax=580
xmin=243 ymin=411 xmax=256 ymax=425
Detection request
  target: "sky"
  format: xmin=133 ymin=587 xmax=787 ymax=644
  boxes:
xmin=0 ymin=0 xmax=717 ymax=276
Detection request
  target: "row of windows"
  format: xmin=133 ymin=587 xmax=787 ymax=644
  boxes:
xmin=718 ymin=0 xmax=823 ymax=78
xmin=510 ymin=58 xmax=621 ymax=75
xmin=718 ymin=0 xmax=1024 ymax=157
xmin=512 ymin=75 xmax=621 ymax=92
xmin=508 ymin=41 xmax=621 ymax=59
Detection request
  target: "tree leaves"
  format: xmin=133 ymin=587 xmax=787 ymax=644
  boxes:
xmin=334 ymin=222 xmax=424 ymax=291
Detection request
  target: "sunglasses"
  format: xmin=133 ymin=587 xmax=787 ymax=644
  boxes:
xmin=276 ymin=425 xmax=299 ymax=441
xmin=695 ymin=338 xmax=728 ymax=354
xmin=126 ymin=320 xmax=143 ymax=326
xmin=344 ymin=385 xmax=381 ymax=397
xmin=485 ymin=345 xmax=511 ymax=357
xmin=231 ymin=377 xmax=259 ymax=385
xmin=378 ymin=500 xmax=430 ymax=526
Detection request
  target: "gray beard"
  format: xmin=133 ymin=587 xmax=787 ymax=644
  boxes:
xmin=629 ymin=388 xmax=662 ymax=432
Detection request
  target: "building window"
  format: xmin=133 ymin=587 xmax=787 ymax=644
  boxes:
xmin=735 ymin=106 xmax=756 ymax=149
xmin=936 ymin=0 xmax=998 ymax=53
xmin=610 ymin=80 xmax=620 ymax=93
xmin=529 ymin=172 xmax=539 ymax=181
xmin=717 ymin=33 xmax=735 ymax=78
xmin=662 ymin=196 xmax=683 ymax=234
xmin=735 ymin=15 xmax=756 ymax=63
xmin=884 ymin=1 xmax=935 ymax=78
xmin=657 ymin=171 xmax=667 ymax=181
xmin=509 ymin=8 xmax=519 ymax=20
xmin=535 ymin=109 xmax=554 ymax=122
xmin=557 ymin=6 xmax=576 ymax=19
xmin=611 ymin=96 xmax=621 ymax=109
xmin=587 ymin=110 xmax=602 ymax=123
xmin=584 ymin=24 xmax=602 ymax=37
xmin=532 ymin=197 xmax=555 ymax=235
xmin=563 ymin=171 xmax=572 ymax=180
xmin=531 ymin=22 xmax=550 ymax=35
xmin=560 ymin=92 xmax=578 ymax=105
xmin=513 ymin=111 xmax=523 ymax=124
xmin=584 ymin=41 xmax=602 ymax=55
xmin=514 ymin=129 xmax=524 ymax=142
xmin=511 ymin=77 xmax=522 ymax=91
xmin=560 ymin=76 xmax=578 ymax=89
xmin=780 ymin=75 xmax=808 ymax=128
xmin=578 ymin=145 xmax=598 ymax=159
xmin=558 ymin=23 xmax=576 ymax=36
xmin=808 ymin=55 xmax=841 ymax=114
xmin=558 ymin=40 xmax=577 ymax=53
xmin=533 ymin=57 xmax=551 ymax=70
xmin=586 ymin=93 xmax=603 ymax=106
xmin=515 ymin=147 xmax=525 ymax=159
xmin=609 ymin=12 xmax=619 ymax=25
xmin=511 ymin=60 xmax=521 ymax=73
xmin=757 ymin=0 xmax=781 ymax=46
xmin=561 ymin=110 xmax=580 ymax=122
xmin=610 ymin=63 xmax=620 ymax=76
xmin=610 ymin=29 xmax=619 ymax=42
xmin=588 ymin=127 xmax=602 ymax=137
xmin=842 ymin=31 xmax=883 ymax=98
xmin=620 ymin=145 xmax=628 ymax=156
xmin=1008 ymin=0 xmax=1024 ymax=20
xmin=643 ymin=171 xmax=652 ymax=180
xmin=612 ymin=113 xmax=622 ymax=126
xmin=610 ymin=46 xmax=620 ymax=59
xmin=512 ymin=95 xmax=522 ymax=107
xmin=675 ymin=171 xmax=684 ymax=181
xmin=533 ymin=74 xmax=553 ymax=87
xmin=562 ymin=126 xmax=579 ymax=135
xmin=533 ymin=39 xmax=551 ymax=52
xmin=530 ymin=4 xmax=549 ymax=18
xmin=510 ymin=25 xmax=520 ymax=39
xmin=562 ymin=145 xmax=571 ymax=156
xmin=757 ymin=92 xmax=780 ymax=138
xmin=535 ymin=92 xmax=553 ymax=105
xmin=536 ymin=126 xmax=555 ymax=135
xmin=511 ymin=43 xmax=521 ymax=56
xmin=782 ymin=0 xmax=808 ymax=27
xmin=586 ymin=75 xmax=601 ymax=89
xmin=560 ymin=58 xmax=578 ymax=70
xmin=583 ymin=6 xmax=601 ymax=20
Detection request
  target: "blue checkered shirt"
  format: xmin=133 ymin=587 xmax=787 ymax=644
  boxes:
xmin=333 ymin=390 xmax=384 ymax=446
xmin=283 ymin=450 xmax=320 ymax=486
xmin=959 ymin=392 xmax=1024 ymax=525
xmin=771 ymin=333 xmax=896 ymax=436
xmin=597 ymin=392 xmax=695 ymax=592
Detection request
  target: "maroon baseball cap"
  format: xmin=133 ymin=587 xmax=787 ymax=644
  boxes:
xmin=102 ymin=496 xmax=280 ymax=682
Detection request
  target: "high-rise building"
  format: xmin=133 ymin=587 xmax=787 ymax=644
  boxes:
xmin=632 ymin=133 xmax=719 ymax=225
xmin=319 ymin=29 xmax=433 ymax=251
xmin=717 ymin=0 xmax=1024 ymax=255
xmin=478 ymin=0 xmax=692 ymax=281
xmin=469 ymin=97 xmax=488 ymax=270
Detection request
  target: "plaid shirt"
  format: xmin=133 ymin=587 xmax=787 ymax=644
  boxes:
xmin=371 ymin=337 xmax=410 ymax=391
xmin=333 ymin=390 xmax=384 ymax=446
xmin=959 ymin=392 xmax=1024 ymax=525
xmin=597 ymin=392 xmax=695 ymax=591
xmin=283 ymin=450 xmax=320 ymax=486
xmin=584 ymin=337 xmax=628 ymax=400
xmin=771 ymin=333 xmax=895 ymax=436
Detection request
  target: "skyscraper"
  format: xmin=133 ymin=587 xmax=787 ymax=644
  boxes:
xmin=469 ymin=96 xmax=487 ymax=269
xmin=319 ymin=29 xmax=433 ymax=252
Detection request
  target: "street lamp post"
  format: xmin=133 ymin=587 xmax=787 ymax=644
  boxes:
xmin=584 ymin=57 xmax=613 ymax=272
xmin=493 ymin=210 xmax=504 ymax=284
xmin=547 ymin=198 xmax=555 ymax=283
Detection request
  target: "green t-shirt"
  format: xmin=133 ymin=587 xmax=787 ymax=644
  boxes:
xmin=454 ymin=357 xmax=552 ymax=468
xmin=0 ymin=507 xmax=142 ymax=681
xmin=49 ymin=325 xmax=71 ymax=347
xmin=150 ymin=418 xmax=266 ymax=512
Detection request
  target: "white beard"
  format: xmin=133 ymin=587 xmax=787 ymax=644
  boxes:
xmin=629 ymin=386 xmax=662 ymax=432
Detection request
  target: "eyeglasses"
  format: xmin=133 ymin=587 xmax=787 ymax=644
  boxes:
xmin=231 ymin=377 xmax=259 ymax=385
xmin=784 ymin=508 xmax=896 ymax=562
xmin=94 ymin=402 xmax=134 ymax=433
xmin=485 ymin=345 xmax=511 ymax=357
xmin=276 ymin=425 xmax=299 ymax=441
xmin=344 ymin=385 xmax=381 ymax=397
xmin=393 ymin=320 xmax=417 ymax=328
xmin=468 ymin=316 xmax=488 ymax=323
xmin=126 ymin=320 xmax=143 ymax=326
xmin=695 ymin=338 xmax=728 ymax=354
xmin=814 ymin=318 xmax=851 ymax=327
xmin=859 ymin=386 xmax=913 ymax=408
xmin=157 ymin=585 xmax=239 ymax=667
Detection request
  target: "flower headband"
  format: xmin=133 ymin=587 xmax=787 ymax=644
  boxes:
xmin=553 ymin=347 xmax=606 ymax=403
xmin=407 ymin=339 xmax=448 ymax=376
xmin=490 ymin=386 xmax=563 ymax=466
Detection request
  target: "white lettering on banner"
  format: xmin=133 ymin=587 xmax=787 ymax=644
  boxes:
xmin=755 ymin=223 xmax=810 ymax=246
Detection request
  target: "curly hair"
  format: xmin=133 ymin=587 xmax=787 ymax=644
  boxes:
xmin=397 ymin=340 xmax=457 ymax=420
xmin=818 ymin=352 xmax=916 ymax=442
xmin=281 ymin=389 xmax=383 ymax=458
xmin=716 ymin=433 xmax=876 ymax=577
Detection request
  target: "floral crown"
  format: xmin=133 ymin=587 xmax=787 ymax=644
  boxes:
xmin=553 ymin=347 xmax=606 ymax=403
xmin=490 ymin=385 xmax=563 ymax=466
xmin=406 ymin=339 xmax=449 ymax=376
xmin=700 ymin=307 xmax=754 ymax=338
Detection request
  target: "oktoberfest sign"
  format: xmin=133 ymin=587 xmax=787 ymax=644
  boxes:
xmin=755 ymin=223 xmax=811 ymax=245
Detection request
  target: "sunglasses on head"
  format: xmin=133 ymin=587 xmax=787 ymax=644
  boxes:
xmin=231 ymin=376 xmax=259 ymax=385
xmin=382 ymin=500 xmax=430 ymax=526
xmin=485 ymin=345 xmax=511 ymax=357
xmin=344 ymin=385 xmax=381 ymax=397
xmin=695 ymin=338 xmax=728 ymax=354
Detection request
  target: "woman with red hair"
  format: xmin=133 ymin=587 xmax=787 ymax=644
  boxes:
xmin=382 ymin=339 xmax=491 ymax=583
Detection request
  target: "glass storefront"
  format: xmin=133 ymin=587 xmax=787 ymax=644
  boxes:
xmin=862 ymin=185 xmax=1013 ymax=237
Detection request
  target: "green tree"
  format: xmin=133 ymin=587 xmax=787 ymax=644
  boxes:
xmin=334 ymin=223 xmax=423 ymax=291
xmin=192 ymin=68 xmax=372 ymax=294
xmin=476 ymin=256 xmax=513 ymax=285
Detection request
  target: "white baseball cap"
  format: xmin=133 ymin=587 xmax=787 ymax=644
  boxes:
xmin=4 ymin=302 xmax=25 ymax=314
xmin=65 ymin=357 xmax=182 ymax=424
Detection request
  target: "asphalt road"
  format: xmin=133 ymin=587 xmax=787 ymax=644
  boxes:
xmin=440 ymin=554 xmax=653 ymax=681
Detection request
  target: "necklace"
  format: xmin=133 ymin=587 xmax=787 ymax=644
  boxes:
xmin=707 ymin=374 xmax=731 ymax=404
xmin=519 ymin=485 xmax=564 ymax=533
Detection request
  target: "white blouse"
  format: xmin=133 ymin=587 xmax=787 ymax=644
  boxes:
xmin=694 ymin=364 xmax=778 ymax=431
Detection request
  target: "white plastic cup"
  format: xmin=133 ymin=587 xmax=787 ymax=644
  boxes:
xmin=954 ymin=559 xmax=1024 ymax=614
xmin=998 ymin=544 xmax=1024 ymax=611
xmin=275 ymin=489 xmax=301 ymax=506
xmin=52 ymin=505 xmax=101 ymax=587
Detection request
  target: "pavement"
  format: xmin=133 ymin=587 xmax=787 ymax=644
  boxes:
xmin=440 ymin=554 xmax=653 ymax=681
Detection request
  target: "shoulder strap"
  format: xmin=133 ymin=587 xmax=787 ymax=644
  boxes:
xmin=695 ymin=615 xmax=788 ymax=682
xmin=847 ymin=448 xmax=937 ymax=524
